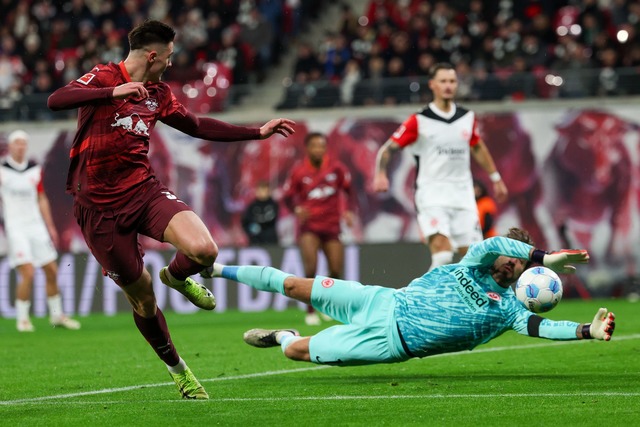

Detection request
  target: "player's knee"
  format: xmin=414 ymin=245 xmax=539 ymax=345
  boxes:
xmin=189 ymin=238 xmax=219 ymax=265
xmin=18 ymin=264 xmax=36 ymax=283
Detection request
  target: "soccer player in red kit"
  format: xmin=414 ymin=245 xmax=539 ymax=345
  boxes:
xmin=47 ymin=20 xmax=295 ymax=399
xmin=282 ymin=132 xmax=354 ymax=325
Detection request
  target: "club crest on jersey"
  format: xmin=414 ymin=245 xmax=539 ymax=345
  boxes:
xmin=145 ymin=98 xmax=158 ymax=111
xmin=487 ymin=292 xmax=501 ymax=302
xmin=77 ymin=73 xmax=96 ymax=85
xmin=321 ymin=278 xmax=334 ymax=288
xmin=111 ymin=113 xmax=150 ymax=136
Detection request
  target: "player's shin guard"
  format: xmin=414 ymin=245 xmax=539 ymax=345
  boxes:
xmin=220 ymin=265 xmax=291 ymax=295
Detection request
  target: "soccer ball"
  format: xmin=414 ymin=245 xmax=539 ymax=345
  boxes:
xmin=515 ymin=266 xmax=563 ymax=313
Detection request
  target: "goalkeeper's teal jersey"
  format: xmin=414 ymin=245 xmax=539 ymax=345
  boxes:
xmin=394 ymin=236 xmax=579 ymax=357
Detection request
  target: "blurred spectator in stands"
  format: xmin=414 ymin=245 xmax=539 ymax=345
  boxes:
xmin=350 ymin=25 xmax=376 ymax=63
xmin=596 ymin=47 xmax=623 ymax=97
xmin=181 ymin=8 xmax=209 ymax=51
xmin=471 ymin=62 xmax=505 ymax=101
xmin=554 ymin=41 xmax=595 ymax=98
xmin=505 ymin=56 xmax=537 ymax=100
xmin=216 ymin=26 xmax=249 ymax=100
xmin=293 ymin=42 xmax=322 ymax=83
xmin=320 ymin=33 xmax=351 ymax=81
xmin=454 ymin=60 xmax=473 ymax=101
xmin=240 ymin=7 xmax=274 ymax=83
xmin=519 ymin=34 xmax=549 ymax=69
xmin=383 ymin=57 xmax=410 ymax=104
xmin=358 ymin=55 xmax=386 ymax=105
xmin=338 ymin=3 xmax=360 ymax=40
xmin=0 ymin=36 xmax=24 ymax=100
xmin=340 ymin=59 xmax=361 ymax=106
xmin=100 ymin=33 xmax=124 ymax=65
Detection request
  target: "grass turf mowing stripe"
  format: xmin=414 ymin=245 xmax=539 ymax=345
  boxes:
xmin=2 ymin=333 xmax=639 ymax=406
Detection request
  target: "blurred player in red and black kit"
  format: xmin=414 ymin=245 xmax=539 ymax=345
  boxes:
xmin=47 ymin=20 xmax=295 ymax=399
xmin=282 ymin=132 xmax=355 ymax=326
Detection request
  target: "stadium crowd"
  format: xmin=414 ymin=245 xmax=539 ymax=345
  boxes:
xmin=2 ymin=0 xmax=640 ymax=116
xmin=277 ymin=0 xmax=640 ymax=108
xmin=0 ymin=0 xmax=330 ymax=119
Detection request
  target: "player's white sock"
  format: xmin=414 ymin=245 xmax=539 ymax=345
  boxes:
xmin=167 ymin=357 xmax=188 ymax=374
xmin=278 ymin=333 xmax=301 ymax=353
xmin=163 ymin=268 xmax=184 ymax=285
xmin=47 ymin=294 xmax=64 ymax=321
xmin=428 ymin=250 xmax=454 ymax=271
xmin=16 ymin=299 xmax=31 ymax=322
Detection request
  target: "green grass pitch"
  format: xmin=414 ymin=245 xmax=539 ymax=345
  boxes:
xmin=1 ymin=298 xmax=638 ymax=426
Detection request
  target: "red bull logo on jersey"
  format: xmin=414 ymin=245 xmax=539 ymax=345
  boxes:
xmin=111 ymin=113 xmax=150 ymax=136
xmin=453 ymin=267 xmax=489 ymax=312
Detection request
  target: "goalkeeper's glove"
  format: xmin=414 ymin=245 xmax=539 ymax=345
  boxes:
xmin=580 ymin=308 xmax=616 ymax=341
xmin=537 ymin=249 xmax=590 ymax=274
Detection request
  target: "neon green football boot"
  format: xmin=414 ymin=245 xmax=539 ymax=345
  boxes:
xmin=169 ymin=368 xmax=209 ymax=400
xmin=160 ymin=267 xmax=216 ymax=310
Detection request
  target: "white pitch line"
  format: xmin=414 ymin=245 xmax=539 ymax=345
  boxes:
xmin=3 ymin=391 xmax=640 ymax=406
xmin=2 ymin=333 xmax=639 ymax=406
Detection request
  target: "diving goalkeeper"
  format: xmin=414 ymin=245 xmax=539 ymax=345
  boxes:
xmin=212 ymin=227 xmax=615 ymax=366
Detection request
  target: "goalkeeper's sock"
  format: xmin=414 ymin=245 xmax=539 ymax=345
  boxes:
xmin=278 ymin=332 xmax=301 ymax=353
xmin=428 ymin=250 xmax=454 ymax=271
xmin=218 ymin=265 xmax=291 ymax=295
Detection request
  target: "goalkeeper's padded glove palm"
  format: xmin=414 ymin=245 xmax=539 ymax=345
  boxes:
xmin=589 ymin=308 xmax=616 ymax=341
xmin=543 ymin=250 xmax=590 ymax=274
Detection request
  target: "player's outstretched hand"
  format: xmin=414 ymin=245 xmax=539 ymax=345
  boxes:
xmin=260 ymin=118 xmax=296 ymax=139
xmin=543 ymin=249 xmax=590 ymax=274
xmin=589 ymin=308 xmax=615 ymax=341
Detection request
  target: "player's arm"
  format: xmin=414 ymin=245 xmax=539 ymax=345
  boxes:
xmin=47 ymin=84 xmax=114 ymax=110
xmin=470 ymin=139 xmax=508 ymax=203
xmin=373 ymin=115 xmax=417 ymax=193
xmin=519 ymin=308 xmax=615 ymax=341
xmin=161 ymin=110 xmax=294 ymax=142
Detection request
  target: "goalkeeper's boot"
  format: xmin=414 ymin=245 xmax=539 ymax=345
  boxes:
xmin=243 ymin=328 xmax=299 ymax=348
xmin=170 ymin=368 xmax=209 ymax=400
xmin=160 ymin=267 xmax=216 ymax=310
xmin=50 ymin=315 xmax=81 ymax=330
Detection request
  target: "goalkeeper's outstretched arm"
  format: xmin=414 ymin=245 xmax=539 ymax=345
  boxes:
xmin=524 ymin=308 xmax=616 ymax=341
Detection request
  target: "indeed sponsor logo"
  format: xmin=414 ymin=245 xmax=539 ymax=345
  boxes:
xmin=453 ymin=267 xmax=489 ymax=312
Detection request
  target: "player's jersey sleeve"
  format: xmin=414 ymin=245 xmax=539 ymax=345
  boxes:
xmin=469 ymin=115 xmax=481 ymax=147
xmin=48 ymin=65 xmax=115 ymax=110
xmin=158 ymin=89 xmax=189 ymax=119
xmin=460 ymin=236 xmax=533 ymax=269
xmin=390 ymin=114 xmax=418 ymax=148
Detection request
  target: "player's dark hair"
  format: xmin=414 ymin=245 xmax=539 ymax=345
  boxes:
xmin=505 ymin=227 xmax=535 ymax=246
xmin=128 ymin=20 xmax=176 ymax=50
xmin=429 ymin=62 xmax=454 ymax=79
xmin=304 ymin=132 xmax=326 ymax=146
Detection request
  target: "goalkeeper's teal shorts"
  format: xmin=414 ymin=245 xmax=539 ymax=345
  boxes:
xmin=308 ymin=276 xmax=411 ymax=366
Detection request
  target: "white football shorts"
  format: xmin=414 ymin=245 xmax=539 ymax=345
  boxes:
xmin=6 ymin=222 xmax=58 ymax=268
xmin=416 ymin=206 xmax=483 ymax=248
